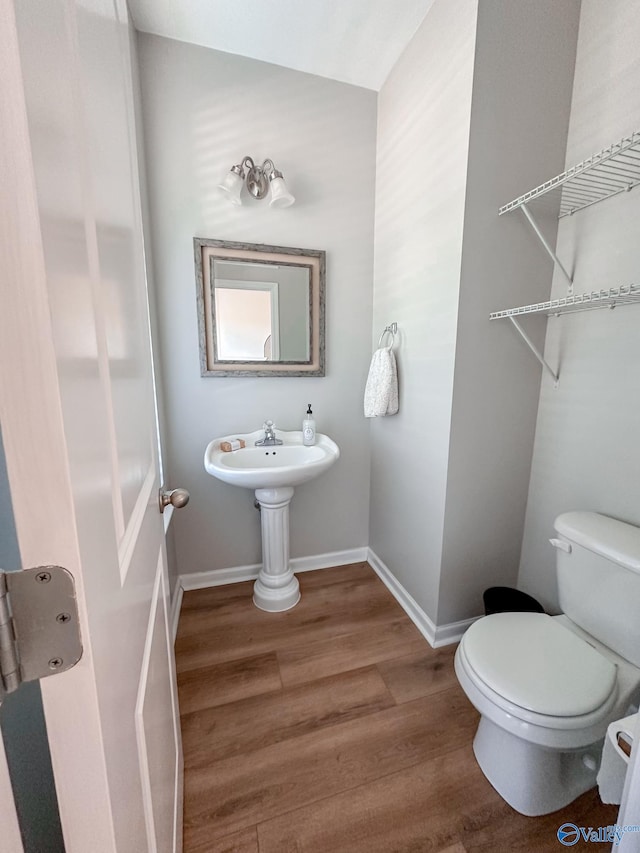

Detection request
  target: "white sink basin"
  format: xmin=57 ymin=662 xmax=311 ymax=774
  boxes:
xmin=204 ymin=429 xmax=340 ymax=490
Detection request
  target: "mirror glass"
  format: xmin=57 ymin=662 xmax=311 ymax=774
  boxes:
xmin=195 ymin=239 xmax=325 ymax=376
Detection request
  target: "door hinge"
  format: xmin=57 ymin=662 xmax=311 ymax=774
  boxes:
xmin=0 ymin=566 xmax=82 ymax=707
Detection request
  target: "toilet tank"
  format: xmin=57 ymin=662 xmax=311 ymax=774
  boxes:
xmin=554 ymin=512 xmax=640 ymax=667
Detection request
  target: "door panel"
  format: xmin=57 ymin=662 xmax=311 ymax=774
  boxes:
xmin=1 ymin=1 xmax=183 ymax=851
xmin=136 ymin=553 xmax=183 ymax=853
xmin=75 ymin=0 xmax=157 ymax=532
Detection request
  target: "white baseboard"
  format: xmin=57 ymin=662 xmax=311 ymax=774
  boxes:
xmin=366 ymin=548 xmax=437 ymax=646
xmin=175 ymin=545 xmax=475 ymax=648
xmin=367 ymin=548 xmax=477 ymax=648
xmin=290 ymin=547 xmax=368 ymax=573
xmin=169 ymin=583 xmax=183 ymax=644
xmin=179 ymin=546 xmax=369 ymax=592
xmin=180 ymin=563 xmax=260 ymax=591
xmin=433 ymin=615 xmax=478 ymax=647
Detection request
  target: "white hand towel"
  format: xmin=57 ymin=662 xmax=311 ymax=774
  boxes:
xmin=364 ymin=346 xmax=399 ymax=418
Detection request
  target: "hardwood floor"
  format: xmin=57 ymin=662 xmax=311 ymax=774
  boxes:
xmin=175 ymin=562 xmax=618 ymax=852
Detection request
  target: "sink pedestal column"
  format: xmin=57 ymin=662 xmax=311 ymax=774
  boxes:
xmin=253 ymin=486 xmax=300 ymax=612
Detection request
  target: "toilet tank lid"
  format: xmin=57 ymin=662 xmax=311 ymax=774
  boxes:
xmin=555 ymin=512 xmax=640 ymax=573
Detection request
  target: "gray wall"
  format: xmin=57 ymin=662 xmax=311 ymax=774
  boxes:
xmin=129 ymin=27 xmax=181 ymax=602
xmin=0 ymin=431 xmax=19 ymax=570
xmin=370 ymin=0 xmax=580 ymax=627
xmin=138 ymin=35 xmax=376 ymax=574
xmin=518 ymin=0 xmax=640 ymax=612
xmin=369 ymin=0 xmax=478 ymax=623
xmin=138 ymin=1 xmax=625 ymax=631
xmin=437 ymin=0 xmax=580 ymax=624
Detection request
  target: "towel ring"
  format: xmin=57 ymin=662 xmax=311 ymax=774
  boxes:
xmin=378 ymin=322 xmax=397 ymax=348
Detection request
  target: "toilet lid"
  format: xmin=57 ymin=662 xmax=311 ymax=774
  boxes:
xmin=462 ymin=612 xmax=617 ymax=717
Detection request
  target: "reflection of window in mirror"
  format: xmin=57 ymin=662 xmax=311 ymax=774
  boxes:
xmin=212 ymin=260 xmax=310 ymax=363
xmin=214 ymin=280 xmax=280 ymax=361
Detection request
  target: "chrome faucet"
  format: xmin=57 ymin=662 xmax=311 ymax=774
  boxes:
xmin=255 ymin=420 xmax=283 ymax=446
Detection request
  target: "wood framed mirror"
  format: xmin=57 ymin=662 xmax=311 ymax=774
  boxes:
xmin=194 ymin=238 xmax=325 ymax=377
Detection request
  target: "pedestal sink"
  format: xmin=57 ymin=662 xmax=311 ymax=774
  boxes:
xmin=204 ymin=429 xmax=340 ymax=612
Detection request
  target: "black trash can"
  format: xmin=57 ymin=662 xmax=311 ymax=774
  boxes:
xmin=483 ymin=586 xmax=545 ymax=616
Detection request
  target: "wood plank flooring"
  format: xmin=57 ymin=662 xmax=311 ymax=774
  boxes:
xmin=176 ymin=562 xmax=618 ymax=852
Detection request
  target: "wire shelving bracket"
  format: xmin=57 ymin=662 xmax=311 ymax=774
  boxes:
xmin=492 ymin=131 xmax=640 ymax=385
xmin=490 ymin=285 xmax=640 ymax=387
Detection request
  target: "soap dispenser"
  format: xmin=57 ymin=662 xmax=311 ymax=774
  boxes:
xmin=302 ymin=404 xmax=316 ymax=446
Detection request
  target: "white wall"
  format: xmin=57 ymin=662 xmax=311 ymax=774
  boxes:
xmin=437 ymin=0 xmax=580 ymax=624
xmin=518 ymin=0 xmax=640 ymax=612
xmin=369 ymin=0 xmax=478 ymax=622
xmin=137 ymin=35 xmax=376 ymax=574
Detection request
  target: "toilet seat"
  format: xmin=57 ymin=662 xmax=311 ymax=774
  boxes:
xmin=461 ymin=612 xmax=618 ymax=718
xmin=455 ymin=638 xmax=619 ymax=750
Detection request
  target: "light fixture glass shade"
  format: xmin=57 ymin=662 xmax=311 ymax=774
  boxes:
xmin=269 ymin=176 xmax=295 ymax=208
xmin=218 ymin=169 xmax=244 ymax=206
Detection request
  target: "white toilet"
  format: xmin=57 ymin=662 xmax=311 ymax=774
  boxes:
xmin=455 ymin=511 xmax=640 ymax=816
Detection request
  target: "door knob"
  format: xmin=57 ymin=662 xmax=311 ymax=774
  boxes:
xmin=158 ymin=487 xmax=190 ymax=514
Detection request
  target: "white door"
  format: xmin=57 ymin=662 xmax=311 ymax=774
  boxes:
xmin=0 ymin=1 xmax=183 ymax=852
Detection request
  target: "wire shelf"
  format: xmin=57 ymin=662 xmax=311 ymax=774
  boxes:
xmin=499 ymin=131 xmax=640 ymax=219
xmin=490 ymin=284 xmax=640 ymax=320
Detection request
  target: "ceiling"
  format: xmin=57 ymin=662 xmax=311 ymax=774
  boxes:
xmin=128 ymin=0 xmax=436 ymax=91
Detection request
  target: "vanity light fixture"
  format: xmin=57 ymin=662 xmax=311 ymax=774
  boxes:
xmin=218 ymin=156 xmax=295 ymax=208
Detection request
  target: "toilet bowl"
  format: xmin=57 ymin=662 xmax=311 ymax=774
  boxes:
xmin=455 ymin=512 xmax=640 ymax=816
